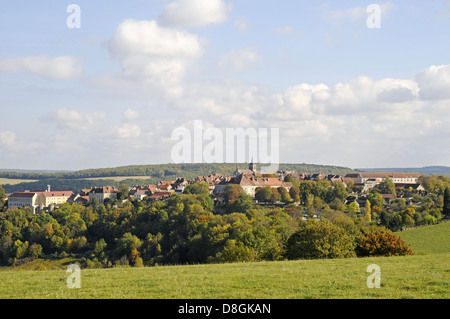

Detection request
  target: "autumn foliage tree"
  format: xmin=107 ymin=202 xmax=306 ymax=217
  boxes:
xmin=356 ymin=232 xmax=414 ymax=257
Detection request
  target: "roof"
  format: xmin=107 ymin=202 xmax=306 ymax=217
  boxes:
xmin=43 ymin=191 xmax=73 ymax=197
xmin=149 ymin=192 xmax=172 ymax=199
xmin=9 ymin=192 xmax=37 ymax=198
xmin=90 ymin=186 xmax=118 ymax=194
xmin=360 ymin=172 xmax=421 ymax=178
xmin=236 ymin=175 xmax=290 ymax=188
xmin=344 ymin=174 xmax=361 ymax=178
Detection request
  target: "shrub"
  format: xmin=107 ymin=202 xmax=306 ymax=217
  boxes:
xmin=285 ymin=219 xmax=356 ymax=259
xmin=356 ymin=232 xmax=414 ymax=257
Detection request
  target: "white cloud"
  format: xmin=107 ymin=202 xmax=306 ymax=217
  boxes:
xmin=0 ymin=130 xmax=43 ymax=152
xmin=109 ymin=19 xmax=205 ymax=58
xmin=416 ymin=64 xmax=450 ymax=100
xmin=108 ymin=19 xmax=206 ymax=90
xmin=219 ymin=48 xmax=263 ymax=71
xmin=117 ymin=123 xmax=141 ymax=139
xmin=0 ymin=55 xmax=82 ymax=80
xmin=0 ymin=131 xmax=16 ymax=148
xmin=45 ymin=107 xmax=106 ymax=131
xmin=158 ymin=0 xmax=232 ymax=27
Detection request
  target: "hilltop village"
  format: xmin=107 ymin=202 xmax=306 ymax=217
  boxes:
xmin=5 ymin=162 xmax=424 ymax=215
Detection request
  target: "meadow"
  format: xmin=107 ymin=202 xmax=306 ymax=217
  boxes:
xmin=1 ymin=222 xmax=449 ymax=299
xmin=0 ymin=178 xmax=38 ymax=186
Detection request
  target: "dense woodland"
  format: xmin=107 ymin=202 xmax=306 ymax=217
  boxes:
xmin=0 ymin=174 xmax=449 ymax=268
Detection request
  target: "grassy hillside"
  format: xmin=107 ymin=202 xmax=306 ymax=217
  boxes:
xmin=396 ymin=221 xmax=450 ymax=255
xmin=0 ymin=254 xmax=449 ymax=299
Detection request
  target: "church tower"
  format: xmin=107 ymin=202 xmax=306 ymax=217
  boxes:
xmin=249 ymin=158 xmax=257 ymax=173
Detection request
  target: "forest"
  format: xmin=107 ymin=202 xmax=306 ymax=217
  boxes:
xmin=2 ymin=173 xmax=449 ymax=269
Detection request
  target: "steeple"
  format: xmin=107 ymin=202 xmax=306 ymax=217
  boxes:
xmin=249 ymin=157 xmax=257 ymax=173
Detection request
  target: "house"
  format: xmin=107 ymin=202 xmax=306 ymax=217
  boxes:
xmin=156 ymin=183 xmax=173 ymax=192
xmin=42 ymin=191 xmax=74 ymax=207
xmin=327 ymin=174 xmax=344 ymax=183
xmin=7 ymin=191 xmax=44 ymax=214
xmin=309 ymin=173 xmax=326 ymax=181
xmin=68 ymin=189 xmax=90 ymax=205
xmin=381 ymin=193 xmax=397 ymax=204
xmin=215 ymin=163 xmax=292 ymax=199
xmin=89 ymin=186 xmax=118 ymax=203
xmin=131 ymin=189 xmax=151 ymax=200
xmin=148 ymin=191 xmax=172 ymax=201
xmin=233 ymin=161 xmax=259 ymax=177
xmin=8 ymin=189 xmax=73 ymax=214
xmin=345 ymin=172 xmax=421 ymax=185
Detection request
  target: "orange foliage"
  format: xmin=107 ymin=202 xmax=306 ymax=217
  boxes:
xmin=356 ymin=232 xmax=414 ymax=257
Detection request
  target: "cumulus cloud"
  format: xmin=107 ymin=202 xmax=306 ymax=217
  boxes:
xmin=109 ymin=19 xmax=205 ymax=58
xmin=44 ymin=107 xmax=106 ymax=131
xmin=108 ymin=19 xmax=206 ymax=90
xmin=416 ymin=64 xmax=450 ymax=100
xmin=0 ymin=55 xmax=82 ymax=80
xmin=158 ymin=0 xmax=232 ymax=27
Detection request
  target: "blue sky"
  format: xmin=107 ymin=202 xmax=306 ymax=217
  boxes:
xmin=1 ymin=1 xmax=450 ymax=170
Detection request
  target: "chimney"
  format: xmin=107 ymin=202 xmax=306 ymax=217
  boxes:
xmin=47 ymin=185 xmax=51 ymax=192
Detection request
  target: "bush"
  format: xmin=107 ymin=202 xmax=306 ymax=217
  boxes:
xmin=285 ymin=219 xmax=356 ymax=259
xmin=356 ymin=232 xmax=414 ymax=257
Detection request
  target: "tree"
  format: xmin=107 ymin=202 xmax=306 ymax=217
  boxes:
xmin=368 ymin=191 xmax=384 ymax=208
xmin=289 ymin=186 xmax=300 ymax=203
xmin=115 ymin=233 xmax=143 ymax=260
xmin=215 ymin=239 xmax=258 ymax=263
xmin=284 ymin=175 xmax=300 ymax=187
xmin=327 ymin=182 xmax=348 ymax=203
xmin=183 ymin=181 xmax=210 ymax=196
xmin=223 ymin=184 xmax=245 ymax=205
xmin=443 ymin=187 xmax=450 ymax=218
xmin=117 ymin=184 xmax=130 ymax=200
xmin=0 ymin=185 xmax=5 ymax=209
xmin=346 ymin=201 xmax=359 ymax=213
xmin=356 ymin=232 xmax=414 ymax=257
xmin=231 ymin=194 xmax=255 ymax=213
xmin=255 ymin=187 xmax=274 ymax=203
xmin=364 ymin=200 xmax=372 ymax=223
xmin=278 ymin=187 xmax=292 ymax=203
xmin=378 ymin=177 xmax=396 ymax=195
xmin=285 ymin=219 xmax=356 ymax=259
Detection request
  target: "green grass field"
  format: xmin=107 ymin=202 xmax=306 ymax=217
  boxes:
xmin=396 ymin=221 xmax=450 ymax=255
xmin=1 ymin=222 xmax=449 ymax=299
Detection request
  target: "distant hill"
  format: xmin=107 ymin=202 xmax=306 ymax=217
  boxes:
xmin=0 ymin=162 xmax=357 ymax=193
xmin=356 ymin=166 xmax=450 ymax=176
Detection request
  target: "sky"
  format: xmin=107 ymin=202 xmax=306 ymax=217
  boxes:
xmin=1 ymin=0 xmax=450 ymax=171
